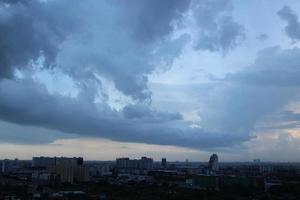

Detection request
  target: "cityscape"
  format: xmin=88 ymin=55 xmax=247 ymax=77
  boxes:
xmin=1 ymin=155 xmax=300 ymax=199
xmin=1 ymin=0 xmax=300 ymax=199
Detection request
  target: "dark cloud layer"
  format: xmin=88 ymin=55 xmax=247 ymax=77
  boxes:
xmin=0 ymin=78 xmax=249 ymax=149
xmin=0 ymin=0 xmax=192 ymax=102
xmin=0 ymin=0 xmax=77 ymax=78
xmin=0 ymin=0 xmax=249 ymax=149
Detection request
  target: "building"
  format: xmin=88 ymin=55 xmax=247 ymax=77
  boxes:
xmin=32 ymin=157 xmax=55 ymax=167
xmin=48 ymin=164 xmax=89 ymax=183
xmin=32 ymin=172 xmax=60 ymax=186
xmin=139 ymin=157 xmax=153 ymax=170
xmin=32 ymin=157 xmax=89 ymax=184
xmin=2 ymin=159 xmax=20 ymax=174
xmin=89 ymin=163 xmax=112 ymax=177
xmin=208 ymin=154 xmax=219 ymax=173
xmin=161 ymin=158 xmax=167 ymax=169
xmin=32 ymin=157 xmax=83 ymax=167
xmin=116 ymin=157 xmax=153 ymax=173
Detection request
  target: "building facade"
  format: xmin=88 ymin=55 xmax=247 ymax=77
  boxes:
xmin=208 ymin=154 xmax=219 ymax=174
xmin=32 ymin=157 xmax=89 ymax=184
xmin=116 ymin=157 xmax=153 ymax=173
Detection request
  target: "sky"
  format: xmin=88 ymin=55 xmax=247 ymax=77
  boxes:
xmin=0 ymin=0 xmax=300 ymax=162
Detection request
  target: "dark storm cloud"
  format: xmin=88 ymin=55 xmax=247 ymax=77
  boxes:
xmin=0 ymin=0 xmax=76 ymax=78
xmin=278 ymin=6 xmax=300 ymax=41
xmin=0 ymin=0 xmax=250 ymax=148
xmin=0 ymin=78 xmax=250 ymax=149
xmin=0 ymin=0 xmax=243 ymax=88
xmin=0 ymin=0 xmax=192 ymax=102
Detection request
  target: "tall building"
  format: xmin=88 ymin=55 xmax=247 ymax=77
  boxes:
xmin=32 ymin=157 xmax=89 ymax=183
xmin=161 ymin=158 xmax=167 ymax=169
xmin=116 ymin=158 xmax=130 ymax=169
xmin=140 ymin=157 xmax=153 ymax=170
xmin=208 ymin=154 xmax=219 ymax=173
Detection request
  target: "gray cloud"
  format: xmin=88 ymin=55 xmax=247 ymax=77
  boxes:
xmin=52 ymin=0 xmax=191 ymax=101
xmin=122 ymin=0 xmax=191 ymax=42
xmin=0 ymin=0 xmax=77 ymax=78
xmin=0 ymin=0 xmax=242 ymax=100
xmin=0 ymin=0 xmax=191 ymax=101
xmin=0 ymin=0 xmax=252 ymax=149
xmin=192 ymin=0 xmax=245 ymax=52
xmin=0 ymin=0 xmax=200 ymax=147
xmin=0 ymin=78 xmax=249 ymax=149
xmin=224 ymin=47 xmax=300 ymax=86
xmin=279 ymin=111 xmax=300 ymax=122
xmin=0 ymin=120 xmax=75 ymax=145
xmin=278 ymin=6 xmax=300 ymax=41
xmin=201 ymin=47 xmax=300 ymax=136
xmin=0 ymin=0 xmax=31 ymax=4
xmin=123 ymin=104 xmax=183 ymax=122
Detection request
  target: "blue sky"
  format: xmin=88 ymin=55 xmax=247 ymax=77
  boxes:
xmin=0 ymin=0 xmax=300 ymax=161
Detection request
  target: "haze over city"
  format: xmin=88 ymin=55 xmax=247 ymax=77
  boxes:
xmin=1 ymin=0 xmax=300 ymax=162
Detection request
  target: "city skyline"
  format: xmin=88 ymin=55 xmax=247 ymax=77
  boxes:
xmin=2 ymin=154 xmax=300 ymax=199
xmin=1 ymin=0 xmax=300 ymax=162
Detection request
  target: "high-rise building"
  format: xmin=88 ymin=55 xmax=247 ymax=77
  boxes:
xmin=116 ymin=158 xmax=130 ymax=169
xmin=208 ymin=154 xmax=219 ymax=173
xmin=161 ymin=158 xmax=167 ymax=169
xmin=140 ymin=157 xmax=153 ymax=170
